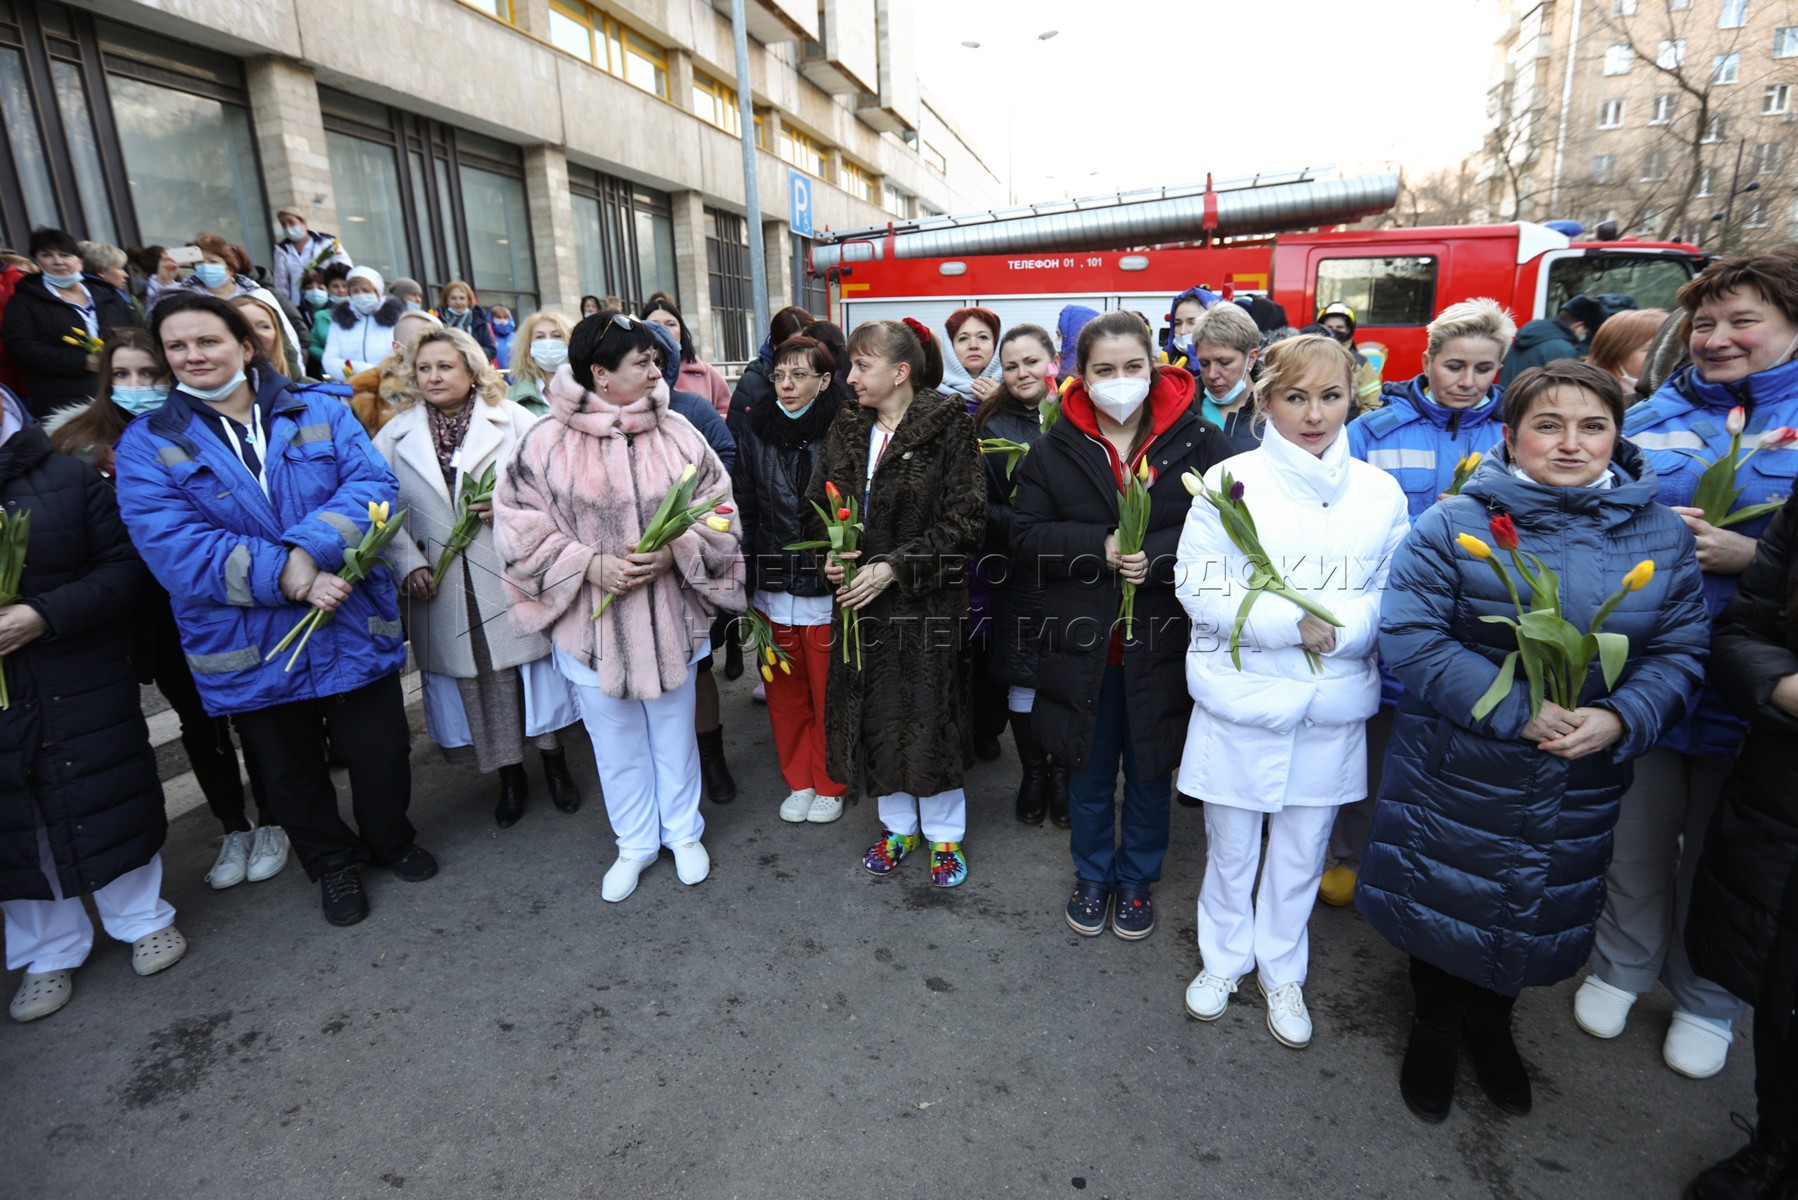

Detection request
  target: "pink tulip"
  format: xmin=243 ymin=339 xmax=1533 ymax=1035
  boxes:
xmin=1726 ymin=406 xmax=1746 ymax=436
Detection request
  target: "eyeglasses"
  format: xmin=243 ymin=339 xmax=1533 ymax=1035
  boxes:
xmin=770 ymin=370 xmax=820 ymax=385
xmin=594 ymin=312 xmax=640 ymax=341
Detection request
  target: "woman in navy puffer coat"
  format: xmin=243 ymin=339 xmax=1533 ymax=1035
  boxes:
xmin=1357 ymin=361 xmax=1709 ymax=1124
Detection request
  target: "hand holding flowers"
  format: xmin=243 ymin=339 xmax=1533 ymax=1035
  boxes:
xmin=591 ymin=463 xmax=728 ymax=619
xmin=1678 ymin=406 xmax=1795 ymax=529
xmin=785 ymin=481 xmax=868 ymax=666
xmin=267 ymin=501 xmax=407 ymax=671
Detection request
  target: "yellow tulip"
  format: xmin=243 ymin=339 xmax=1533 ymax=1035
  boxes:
xmin=680 ymin=463 xmax=697 ymax=483
xmin=1180 ymin=469 xmax=1203 ymax=497
xmin=764 ymin=647 xmax=776 ymax=665
xmin=1622 ymin=559 xmax=1655 ymax=591
xmin=779 ymin=660 xmax=791 ymax=675
xmin=1136 ymin=457 xmax=1152 ymax=483
xmin=1456 ymin=533 xmax=1491 ymax=560
xmin=760 ymin=665 xmax=773 ymax=683
xmin=368 ymin=500 xmax=390 ymax=529
xmin=705 ymin=514 xmax=730 ymax=533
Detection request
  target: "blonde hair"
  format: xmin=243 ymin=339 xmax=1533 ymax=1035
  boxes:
xmin=1252 ymin=334 xmax=1357 ymax=416
xmin=1424 ymin=297 xmax=1517 ymax=360
xmin=1191 ymin=302 xmax=1261 ymax=356
xmin=78 ymin=240 xmax=126 ymax=273
xmin=229 ymin=294 xmax=291 ymax=377
xmin=396 ymin=326 xmax=506 ymax=411
xmin=511 ymin=310 xmax=575 ymax=387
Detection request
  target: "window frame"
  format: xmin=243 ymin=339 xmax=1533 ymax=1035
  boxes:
xmin=1603 ymin=43 xmax=1633 ymax=75
xmin=1649 ymin=93 xmax=1677 ymax=124
xmin=1776 ymin=26 xmax=1798 ymax=58
xmin=1764 ymin=83 xmax=1791 ymax=114
xmin=1719 ymin=0 xmax=1749 ymax=28
xmin=1598 ymin=97 xmax=1626 ymax=128
xmin=1311 ymin=255 xmax=1441 ymax=329
xmin=1712 ymin=52 xmax=1740 ymax=84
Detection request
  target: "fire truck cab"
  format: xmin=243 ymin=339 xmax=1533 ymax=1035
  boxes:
xmin=812 ymin=176 xmax=1704 ymax=381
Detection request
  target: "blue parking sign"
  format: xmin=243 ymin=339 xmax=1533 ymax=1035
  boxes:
xmin=789 ymin=170 xmax=813 ymax=239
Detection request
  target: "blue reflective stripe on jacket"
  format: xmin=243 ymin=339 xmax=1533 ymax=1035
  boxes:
xmin=1623 ymin=356 xmax=1798 ymax=757
xmin=1356 ymin=442 xmax=1709 ymax=995
xmin=1350 ymin=374 xmax=1507 ymax=705
xmin=113 ymin=369 xmax=406 ymax=717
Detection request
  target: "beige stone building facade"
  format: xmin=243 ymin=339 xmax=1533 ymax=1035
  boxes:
xmin=0 ymin=0 xmax=1000 ymax=359
xmin=1478 ymin=0 xmax=1798 ymax=252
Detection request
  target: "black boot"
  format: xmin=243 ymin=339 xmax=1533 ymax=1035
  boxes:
xmin=1462 ymin=984 xmax=1531 ymax=1115
xmin=1401 ymin=957 xmax=1467 ymax=1123
xmin=1011 ymin=712 xmax=1047 ymax=825
xmin=723 ymin=629 xmax=745 ymax=681
xmin=495 ymin=763 xmax=528 ymax=828
xmin=542 ymin=750 xmax=580 ymax=814
xmin=1686 ymin=1118 xmax=1794 ymax=1200
xmin=697 ymin=727 xmax=738 ymax=804
xmin=1046 ymin=758 xmax=1071 ymax=829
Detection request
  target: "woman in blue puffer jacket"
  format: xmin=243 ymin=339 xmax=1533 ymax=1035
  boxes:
xmin=115 ymin=292 xmax=434 ymax=931
xmin=1358 ymin=360 xmax=1709 ymax=1125
xmin=1579 ymin=252 xmax=1798 ymax=1082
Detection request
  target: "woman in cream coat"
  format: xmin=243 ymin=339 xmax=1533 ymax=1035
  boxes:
xmin=374 ymin=327 xmax=580 ymax=828
xmin=1173 ymin=334 xmax=1410 ymax=1050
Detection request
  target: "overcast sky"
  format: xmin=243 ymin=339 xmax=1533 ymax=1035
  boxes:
xmin=915 ymin=0 xmax=1500 ymax=205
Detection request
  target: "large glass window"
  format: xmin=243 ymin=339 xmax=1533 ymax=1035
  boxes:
xmin=706 ymin=208 xmax=752 ymax=361
xmin=111 ymin=77 xmax=265 ymax=251
xmin=1546 ymin=254 xmax=1697 ymax=315
xmin=49 ymin=60 xmax=114 ymax=245
xmin=569 ymin=165 xmax=675 ymax=314
xmin=0 ymin=47 xmax=57 ymax=230
xmin=543 ymin=3 xmax=668 ymax=99
xmin=1313 ymin=256 xmax=1439 ymax=327
xmin=459 ymin=163 xmax=535 ymax=310
xmin=326 ymin=129 xmax=412 ymax=283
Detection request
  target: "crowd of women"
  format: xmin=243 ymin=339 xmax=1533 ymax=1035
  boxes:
xmin=2 ymin=216 xmax=1797 ymax=1198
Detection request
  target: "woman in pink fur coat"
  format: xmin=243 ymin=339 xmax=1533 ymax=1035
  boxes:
xmin=495 ymin=311 xmax=745 ymax=903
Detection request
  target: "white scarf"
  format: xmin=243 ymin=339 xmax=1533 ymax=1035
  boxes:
xmin=1258 ymin=421 xmax=1353 ymax=508
xmin=938 ymin=352 xmax=1002 ymax=403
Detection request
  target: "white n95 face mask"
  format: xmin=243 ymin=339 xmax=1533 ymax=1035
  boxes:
xmin=1089 ymin=376 xmax=1150 ymax=423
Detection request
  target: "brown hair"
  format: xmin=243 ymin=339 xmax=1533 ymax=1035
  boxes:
xmin=1588 ymin=308 xmax=1668 ymax=380
xmin=772 ymin=334 xmax=836 ymax=378
xmin=845 ymin=318 xmax=945 ymax=391
xmin=1502 ymin=360 xmax=1626 ymax=431
xmin=770 ymin=305 xmax=813 ymax=347
xmin=977 ymin=323 xmax=1055 ymax=433
xmin=52 ymin=327 xmax=165 ymax=460
xmin=1677 ymin=251 xmax=1798 ymax=329
xmin=191 ymin=231 xmax=233 ymax=264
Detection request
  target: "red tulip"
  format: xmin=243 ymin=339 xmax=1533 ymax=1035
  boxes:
xmin=714 ymin=504 xmax=734 ymax=515
xmin=1488 ymin=513 xmax=1520 ymax=552
xmin=836 ymin=507 xmax=851 ymax=521
xmin=1760 ymin=426 xmax=1798 ymax=449
xmin=825 ymin=481 xmax=842 ymax=503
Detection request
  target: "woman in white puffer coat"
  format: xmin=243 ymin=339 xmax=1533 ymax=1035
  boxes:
xmin=1173 ymin=334 xmax=1409 ymax=1051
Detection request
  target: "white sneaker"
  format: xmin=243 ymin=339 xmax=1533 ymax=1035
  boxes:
xmin=1663 ymin=1010 xmax=1733 ymax=1079
xmin=206 ymin=830 xmax=253 ymax=889
xmin=1183 ymin=970 xmax=1239 ymax=1021
xmin=779 ymin=788 xmax=817 ymax=823
xmin=672 ymin=840 xmax=710 ymax=885
xmin=806 ymin=793 xmax=843 ymax=824
xmin=1573 ymin=974 xmax=1637 ymax=1039
xmin=246 ymin=826 xmax=290 ymax=882
xmin=601 ymin=854 xmax=656 ymax=903
xmin=1262 ymin=981 xmax=1313 ymax=1049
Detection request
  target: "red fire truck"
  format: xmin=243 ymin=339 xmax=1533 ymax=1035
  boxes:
xmin=808 ymin=172 xmax=1707 ymax=381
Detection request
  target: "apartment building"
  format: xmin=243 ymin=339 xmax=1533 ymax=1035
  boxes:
xmin=0 ymin=0 xmax=1001 ymax=359
xmin=1478 ymin=0 xmax=1798 ymax=251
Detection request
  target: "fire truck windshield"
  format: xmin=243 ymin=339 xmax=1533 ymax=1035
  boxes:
xmin=1546 ymin=254 xmax=1698 ymax=318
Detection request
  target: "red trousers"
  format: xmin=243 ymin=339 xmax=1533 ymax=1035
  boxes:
xmin=763 ymin=620 xmax=843 ymax=797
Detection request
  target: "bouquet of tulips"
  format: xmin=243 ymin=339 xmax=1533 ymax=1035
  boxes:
xmin=1457 ymin=513 xmax=1655 ymax=721
xmin=267 ymin=501 xmax=407 ymax=672
xmin=738 ymin=607 xmax=793 ymax=683
xmin=1446 ymin=451 xmax=1482 ymax=496
xmin=430 ymin=462 xmax=498 ymax=589
xmin=1677 ymin=405 xmax=1795 ymax=528
xmin=1115 ymin=459 xmax=1160 ymax=639
xmin=61 ymin=325 xmax=103 ymax=355
xmin=1182 ymin=467 xmax=1344 ymax=674
xmin=304 ymin=238 xmax=343 ymax=275
xmin=592 ymin=463 xmax=729 ymax=619
xmin=785 ymin=480 xmax=865 ymax=668
xmin=0 ymin=508 xmax=29 ymax=708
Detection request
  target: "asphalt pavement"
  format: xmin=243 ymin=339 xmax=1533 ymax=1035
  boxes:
xmin=2 ymin=670 xmax=1757 ymax=1199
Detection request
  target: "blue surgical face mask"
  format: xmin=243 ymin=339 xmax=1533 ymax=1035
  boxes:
xmin=183 ymin=368 xmax=247 ymax=403
xmin=779 ymin=397 xmax=817 ymax=420
xmin=194 ymin=262 xmax=230 ymax=288
xmin=325 ymin=292 xmax=347 ymax=306
xmin=350 ymin=292 xmax=381 ymax=316
xmin=405 ymin=299 xmax=423 ymax=313
xmin=303 ymin=288 xmax=329 ymax=308
xmin=492 ymin=319 xmax=514 ymax=335
xmin=529 ymin=339 xmax=568 ymax=370
xmin=43 ymin=270 xmax=82 ymax=289
xmin=111 ymin=385 xmax=169 ymax=415
xmin=1210 ymin=376 xmax=1249 ymax=406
